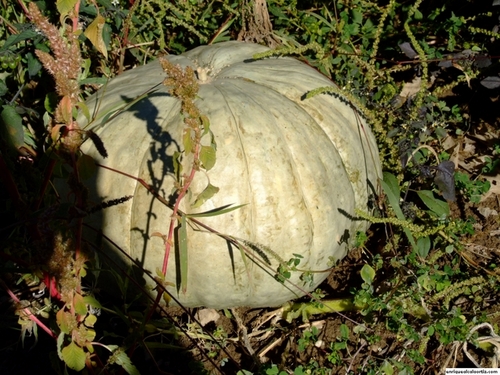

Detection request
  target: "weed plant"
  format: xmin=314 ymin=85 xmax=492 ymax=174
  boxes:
xmin=0 ymin=0 xmax=499 ymax=374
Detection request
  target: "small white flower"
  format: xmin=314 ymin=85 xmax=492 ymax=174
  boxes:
xmin=111 ymin=0 xmax=120 ymax=6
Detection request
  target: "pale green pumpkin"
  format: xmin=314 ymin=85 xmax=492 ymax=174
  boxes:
xmin=80 ymin=41 xmax=381 ymax=308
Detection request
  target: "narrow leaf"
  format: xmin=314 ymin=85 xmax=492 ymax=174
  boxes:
xmin=381 ymin=172 xmax=417 ymax=248
xmin=417 ymin=190 xmax=450 ymax=218
xmin=178 ymin=216 xmax=188 ymax=294
xmin=185 ymin=203 xmax=247 ymax=218
xmin=61 ymin=341 xmax=86 ymax=371
xmin=191 ymin=183 xmax=219 ymax=208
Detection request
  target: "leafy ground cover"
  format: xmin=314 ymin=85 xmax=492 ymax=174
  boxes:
xmin=1 ymin=0 xmax=500 ymax=374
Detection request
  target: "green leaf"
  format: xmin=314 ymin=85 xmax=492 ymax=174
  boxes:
xmin=27 ymin=52 xmax=42 ymax=78
xmin=191 ymin=183 xmax=219 ymax=208
xmin=360 ymin=264 xmax=375 ymax=285
xmin=57 ymin=0 xmax=79 ymax=20
xmin=185 ymin=203 xmax=247 ymax=218
xmin=183 ymin=130 xmax=193 ymax=154
xmin=82 ymin=295 xmax=102 ymax=309
xmin=112 ymin=348 xmax=140 ymax=375
xmin=2 ymin=30 xmax=39 ymax=50
xmin=381 ymin=172 xmax=417 ymax=248
xmin=1 ymin=105 xmax=24 ymax=150
xmin=199 ymin=144 xmax=216 ymax=170
xmin=177 ymin=215 xmax=188 ymax=294
xmin=417 ymin=190 xmax=449 ymax=218
xmin=416 ymin=236 xmax=431 ymax=258
xmin=73 ymin=292 xmax=88 ymax=316
xmin=0 ymin=79 xmax=7 ymax=97
xmin=61 ymin=341 xmax=86 ymax=371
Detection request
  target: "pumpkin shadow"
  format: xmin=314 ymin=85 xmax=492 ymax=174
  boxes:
xmin=84 ymin=91 xmax=181 ymax=302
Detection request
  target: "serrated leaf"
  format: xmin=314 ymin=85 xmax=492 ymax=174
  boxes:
xmin=56 ymin=309 xmax=74 ymax=334
xmin=61 ymin=341 xmax=86 ymax=371
xmin=1 ymin=105 xmax=24 ymax=150
xmin=57 ymin=332 xmax=65 ymax=361
xmin=110 ymin=347 xmax=140 ymax=375
xmin=84 ymin=15 xmax=108 ymax=58
xmin=191 ymin=183 xmax=219 ymax=208
xmin=200 ymin=144 xmax=216 ymax=170
xmin=360 ymin=264 xmax=375 ymax=285
xmin=177 ymin=215 xmax=188 ymax=294
xmin=434 ymin=160 xmax=456 ymax=201
xmin=417 ymin=190 xmax=450 ymax=218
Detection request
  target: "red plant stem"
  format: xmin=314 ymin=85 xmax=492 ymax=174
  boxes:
xmin=162 ymin=139 xmax=201 ymax=275
xmin=0 ymin=279 xmax=56 ymax=339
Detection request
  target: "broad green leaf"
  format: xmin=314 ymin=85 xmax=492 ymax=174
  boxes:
xmin=416 ymin=236 xmax=431 ymax=258
xmin=73 ymin=292 xmax=87 ymax=316
xmin=191 ymin=183 xmax=219 ymax=208
xmin=200 ymin=144 xmax=216 ymax=170
xmin=56 ymin=309 xmax=74 ymax=334
xmin=1 ymin=105 xmax=24 ymax=150
xmin=360 ymin=264 xmax=375 ymax=285
xmin=27 ymin=52 xmax=42 ymax=78
xmin=417 ymin=190 xmax=449 ymax=218
xmin=381 ymin=172 xmax=417 ymax=248
xmin=61 ymin=341 xmax=86 ymax=371
xmin=177 ymin=216 xmax=188 ymax=294
xmin=82 ymin=295 xmax=102 ymax=309
xmin=56 ymin=0 xmax=79 ymax=21
xmin=84 ymin=314 xmax=97 ymax=327
xmin=185 ymin=203 xmax=247 ymax=218
xmin=84 ymin=15 xmax=108 ymax=58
